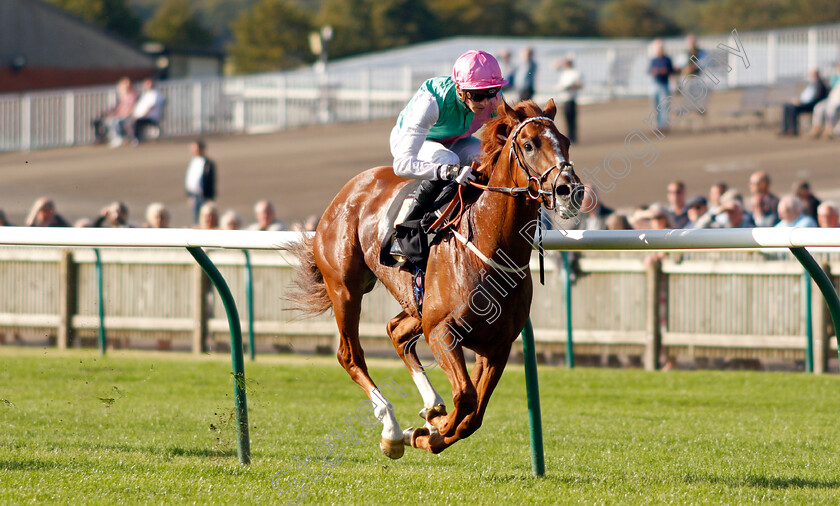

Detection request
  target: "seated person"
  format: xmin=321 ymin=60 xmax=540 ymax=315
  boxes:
xmin=131 ymin=78 xmax=166 ymax=145
xmin=779 ymin=69 xmax=828 ymax=136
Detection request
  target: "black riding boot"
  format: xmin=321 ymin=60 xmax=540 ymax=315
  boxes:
xmin=390 ymin=179 xmax=443 ymax=257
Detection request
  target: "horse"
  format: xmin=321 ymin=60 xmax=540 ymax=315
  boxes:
xmin=288 ymin=98 xmax=582 ymax=458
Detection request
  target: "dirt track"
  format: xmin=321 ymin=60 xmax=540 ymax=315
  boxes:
xmin=1 ymin=90 xmax=838 ymax=227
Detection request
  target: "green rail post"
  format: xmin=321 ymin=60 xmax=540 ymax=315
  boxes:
xmin=804 ymin=271 xmax=814 ymax=373
xmin=93 ymin=248 xmax=106 ymax=356
xmin=790 ymin=247 xmax=840 ymax=366
xmin=520 ymin=318 xmax=545 ymax=477
xmin=187 ymin=246 xmax=251 ymax=465
xmin=561 ymin=252 xmax=574 ymax=369
xmin=243 ymin=250 xmax=255 ymax=362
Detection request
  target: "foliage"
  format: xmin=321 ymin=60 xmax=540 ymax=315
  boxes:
xmin=2 ymin=348 xmax=840 ymax=503
xmin=692 ymin=0 xmax=840 ymax=34
xmin=228 ymin=0 xmax=314 ymax=72
xmin=369 ymin=0 xmax=440 ymax=51
xmin=599 ymin=0 xmax=681 ymax=38
xmin=317 ymin=0 xmax=375 ymax=58
xmin=48 ymin=0 xmax=143 ymax=41
xmin=534 ymin=0 xmax=599 ymax=37
xmin=143 ymin=0 xmax=216 ymax=48
xmin=426 ymin=0 xmax=530 ymax=37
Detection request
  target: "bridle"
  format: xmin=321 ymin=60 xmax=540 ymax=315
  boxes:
xmin=470 ymin=116 xmax=575 ymax=211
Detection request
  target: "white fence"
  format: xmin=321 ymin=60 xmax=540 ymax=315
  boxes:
xmin=1 ymin=24 xmax=839 ymax=152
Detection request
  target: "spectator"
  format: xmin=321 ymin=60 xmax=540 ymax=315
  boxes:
xmin=605 ymin=213 xmax=633 ymax=230
xmin=649 ymin=39 xmax=675 ymax=131
xmin=497 ymin=49 xmax=513 ymax=87
xmin=103 ymin=77 xmax=139 ymax=148
xmin=666 ymin=181 xmax=688 ymax=228
xmin=184 ymin=139 xmax=217 ymax=225
xmin=717 ymin=199 xmax=756 ymax=228
xmin=709 ymin=181 xmax=728 ymax=208
xmin=131 ymin=78 xmax=166 ymax=145
xmin=779 ymin=68 xmax=828 ymax=136
xmin=25 ymin=197 xmax=69 ymax=227
xmin=578 ymin=187 xmax=613 ymax=230
xmin=74 ymin=218 xmax=93 ymax=227
xmin=304 ymin=214 xmax=320 ymax=232
xmin=220 ymin=210 xmax=242 ymax=230
xmin=685 ymin=195 xmax=708 ymax=228
xmin=555 ymin=55 xmax=583 ymax=144
xmin=775 ymin=195 xmax=818 ymax=227
xmin=817 ymin=201 xmax=839 ymax=228
xmin=644 ymin=203 xmax=673 ymax=229
xmin=196 ymin=202 xmax=219 ymax=230
xmin=144 ymin=202 xmax=170 ymax=228
xmin=748 ymin=171 xmax=779 ymax=227
xmin=679 ymin=34 xmax=706 ymax=78
xmin=808 ymin=62 xmax=840 ymax=139
xmin=630 ymin=206 xmax=651 ymax=230
xmin=791 ymin=180 xmax=821 ymax=220
xmin=247 ymin=200 xmax=285 ymax=231
xmin=508 ymin=47 xmax=537 ymax=102
xmin=92 ymin=201 xmax=134 ymax=228
xmin=0 ymin=209 xmax=12 ymax=226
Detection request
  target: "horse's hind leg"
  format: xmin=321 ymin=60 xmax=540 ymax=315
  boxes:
xmin=386 ymin=312 xmax=447 ymax=432
xmin=316 ymin=246 xmax=405 ymax=459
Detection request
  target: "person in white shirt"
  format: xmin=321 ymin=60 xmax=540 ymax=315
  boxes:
xmin=131 ymin=78 xmax=166 ymax=145
xmin=555 ymin=56 xmax=582 ymax=144
xmin=184 ymin=140 xmax=216 ymax=225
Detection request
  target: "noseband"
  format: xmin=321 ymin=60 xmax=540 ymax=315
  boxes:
xmin=472 ymin=116 xmax=575 ymax=211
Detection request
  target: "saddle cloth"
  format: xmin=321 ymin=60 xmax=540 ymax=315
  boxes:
xmin=378 ymin=180 xmax=461 ymax=272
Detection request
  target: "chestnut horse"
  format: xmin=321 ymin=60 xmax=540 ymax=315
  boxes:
xmin=289 ymin=99 xmax=582 ymax=458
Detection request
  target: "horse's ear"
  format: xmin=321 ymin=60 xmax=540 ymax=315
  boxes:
xmin=542 ymin=99 xmax=557 ymax=120
xmin=498 ymin=97 xmax=515 ymax=120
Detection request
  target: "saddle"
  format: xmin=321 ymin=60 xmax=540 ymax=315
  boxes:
xmin=378 ymin=180 xmax=463 ymax=273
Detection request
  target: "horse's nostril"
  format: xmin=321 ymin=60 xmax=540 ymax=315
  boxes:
xmin=555 ymin=185 xmax=570 ymax=197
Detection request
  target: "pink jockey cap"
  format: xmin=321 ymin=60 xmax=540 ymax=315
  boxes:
xmin=451 ymin=50 xmax=509 ymax=90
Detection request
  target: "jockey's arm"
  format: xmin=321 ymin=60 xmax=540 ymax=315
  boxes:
xmin=391 ymin=91 xmax=446 ymax=180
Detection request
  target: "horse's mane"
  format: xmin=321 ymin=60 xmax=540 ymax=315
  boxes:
xmin=477 ymin=100 xmax=546 ymax=174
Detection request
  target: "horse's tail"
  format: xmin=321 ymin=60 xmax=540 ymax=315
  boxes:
xmin=284 ymin=234 xmax=333 ymax=316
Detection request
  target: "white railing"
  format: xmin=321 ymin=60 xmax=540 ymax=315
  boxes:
xmin=1 ymin=24 xmax=839 ymax=152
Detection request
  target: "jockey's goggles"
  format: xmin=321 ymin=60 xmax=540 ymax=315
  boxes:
xmin=464 ymin=87 xmax=501 ymax=102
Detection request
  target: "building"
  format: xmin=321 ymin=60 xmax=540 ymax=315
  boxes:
xmin=0 ymin=0 xmax=155 ymax=93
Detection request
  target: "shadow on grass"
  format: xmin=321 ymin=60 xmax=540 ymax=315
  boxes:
xmin=166 ymin=446 xmax=237 ymax=458
xmin=685 ymin=473 xmax=840 ymax=490
xmin=1 ymin=458 xmax=68 ymax=471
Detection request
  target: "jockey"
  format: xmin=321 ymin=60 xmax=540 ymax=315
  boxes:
xmin=389 ymin=50 xmax=508 ymax=233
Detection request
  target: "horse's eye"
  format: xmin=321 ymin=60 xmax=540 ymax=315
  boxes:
xmin=523 ymin=142 xmax=533 ymax=152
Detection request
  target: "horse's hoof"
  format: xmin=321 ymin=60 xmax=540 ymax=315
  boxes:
xmin=419 ymin=404 xmax=446 ymax=422
xmin=380 ymin=437 xmax=404 ymax=459
xmin=402 ymin=426 xmax=430 ymax=447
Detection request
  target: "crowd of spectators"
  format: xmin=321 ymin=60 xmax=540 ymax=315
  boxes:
xmin=0 ymin=197 xmax=319 ymax=233
xmin=551 ymin=170 xmax=835 ymax=234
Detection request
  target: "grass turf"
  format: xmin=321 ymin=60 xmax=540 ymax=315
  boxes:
xmin=1 ymin=347 xmax=840 ymax=504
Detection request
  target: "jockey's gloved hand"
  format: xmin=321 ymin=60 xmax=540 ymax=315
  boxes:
xmin=438 ymin=164 xmax=476 ymax=186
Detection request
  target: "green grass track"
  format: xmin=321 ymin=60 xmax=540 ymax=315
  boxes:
xmin=1 ymin=347 xmax=839 ymax=504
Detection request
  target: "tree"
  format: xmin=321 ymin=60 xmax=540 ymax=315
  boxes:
xmin=47 ymin=0 xmax=142 ymax=41
xmin=599 ymin=0 xmax=680 ymax=38
xmin=535 ymin=0 xmax=598 ymax=37
xmin=144 ymin=0 xmax=216 ymax=48
xmin=317 ymin=0 xmax=376 ymax=58
xmin=427 ymin=0 xmax=529 ymax=37
xmin=369 ymin=0 xmax=440 ymax=50
xmin=228 ymin=0 xmax=314 ymax=73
